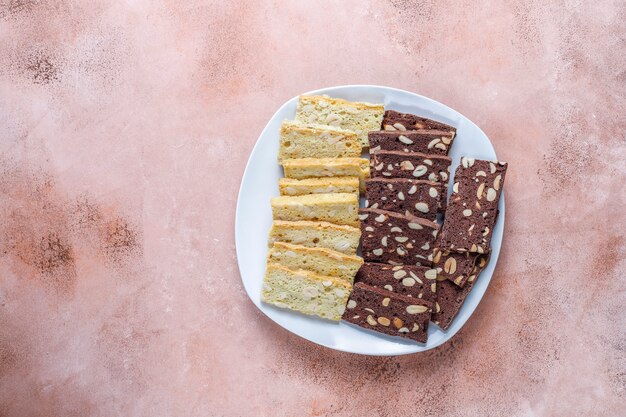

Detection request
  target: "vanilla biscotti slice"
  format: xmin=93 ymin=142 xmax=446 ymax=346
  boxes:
xmin=271 ymin=193 xmax=359 ymax=226
xmin=295 ymin=95 xmax=384 ymax=147
xmin=268 ymin=242 xmax=363 ymax=284
xmin=262 ymin=263 xmax=352 ymax=321
xmin=282 ymin=157 xmax=370 ymax=192
xmin=278 ymin=121 xmax=362 ymax=162
xmin=278 ymin=176 xmax=359 ymax=196
xmin=268 ymin=220 xmax=361 ymax=254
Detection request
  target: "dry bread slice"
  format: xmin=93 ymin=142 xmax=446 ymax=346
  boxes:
xmin=271 ymin=193 xmax=359 ymax=226
xmin=267 ymin=242 xmax=363 ymax=283
xmin=268 ymin=220 xmax=361 ymax=254
xmin=278 ymin=176 xmax=359 ymax=196
xmin=278 ymin=120 xmax=362 ymax=162
xmin=262 ymin=263 xmax=352 ymax=321
xmin=295 ymin=95 xmax=384 ymax=148
xmin=282 ymin=157 xmax=370 ymax=192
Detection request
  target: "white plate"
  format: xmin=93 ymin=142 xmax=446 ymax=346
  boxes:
xmin=235 ymin=85 xmax=504 ymax=355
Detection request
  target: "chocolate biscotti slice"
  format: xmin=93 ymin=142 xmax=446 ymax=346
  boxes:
xmin=382 ymin=110 xmax=456 ymax=137
xmin=268 ymin=220 xmax=361 ymax=255
xmin=364 ymin=178 xmax=445 ymax=221
xmin=267 ymin=242 xmax=363 ymax=284
xmin=359 ymin=208 xmax=439 ymax=266
xmin=282 ymin=157 xmax=370 ymax=192
xmin=432 ymin=252 xmax=490 ymax=330
xmin=262 ymin=263 xmax=352 ymax=321
xmin=271 ymin=193 xmax=359 ymax=226
xmin=295 ymin=95 xmax=385 ymax=148
xmin=278 ymin=176 xmax=359 ymax=196
xmin=342 ymin=282 xmax=432 ymax=343
xmin=370 ymin=150 xmax=451 ymax=184
xmin=368 ymin=130 xmax=455 ymax=155
xmin=432 ymin=248 xmax=486 ymax=288
xmin=355 ymin=263 xmax=437 ymax=304
xmin=278 ymin=121 xmax=362 ymax=162
xmin=438 ymin=157 xmax=507 ymax=253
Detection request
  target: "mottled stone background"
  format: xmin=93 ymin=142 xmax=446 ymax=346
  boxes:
xmin=0 ymin=1 xmax=625 ymax=416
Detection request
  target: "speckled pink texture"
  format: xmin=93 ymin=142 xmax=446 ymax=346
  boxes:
xmin=1 ymin=1 xmax=625 ymax=416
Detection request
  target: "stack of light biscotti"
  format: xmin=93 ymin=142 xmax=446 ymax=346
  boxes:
xmin=262 ymin=95 xmax=384 ymax=321
xmin=342 ymin=109 xmax=508 ymax=343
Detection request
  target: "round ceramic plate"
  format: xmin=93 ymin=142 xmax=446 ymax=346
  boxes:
xmin=235 ymin=85 xmax=504 ymax=355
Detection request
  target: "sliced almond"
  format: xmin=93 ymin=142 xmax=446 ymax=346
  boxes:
xmin=406 ymin=305 xmax=429 ymax=314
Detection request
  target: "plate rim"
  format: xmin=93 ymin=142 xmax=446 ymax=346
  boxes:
xmin=235 ymin=84 xmax=505 ymax=356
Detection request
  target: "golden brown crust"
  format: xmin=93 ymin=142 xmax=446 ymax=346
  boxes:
xmin=299 ymin=94 xmax=384 ymax=111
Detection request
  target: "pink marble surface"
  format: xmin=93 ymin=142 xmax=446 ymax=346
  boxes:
xmin=1 ymin=1 xmax=625 ymax=416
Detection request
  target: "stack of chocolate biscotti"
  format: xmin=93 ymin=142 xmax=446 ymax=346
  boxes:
xmin=341 ymin=110 xmax=455 ymax=342
xmin=262 ymin=95 xmax=384 ymax=321
xmin=342 ymin=110 xmax=508 ymax=343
